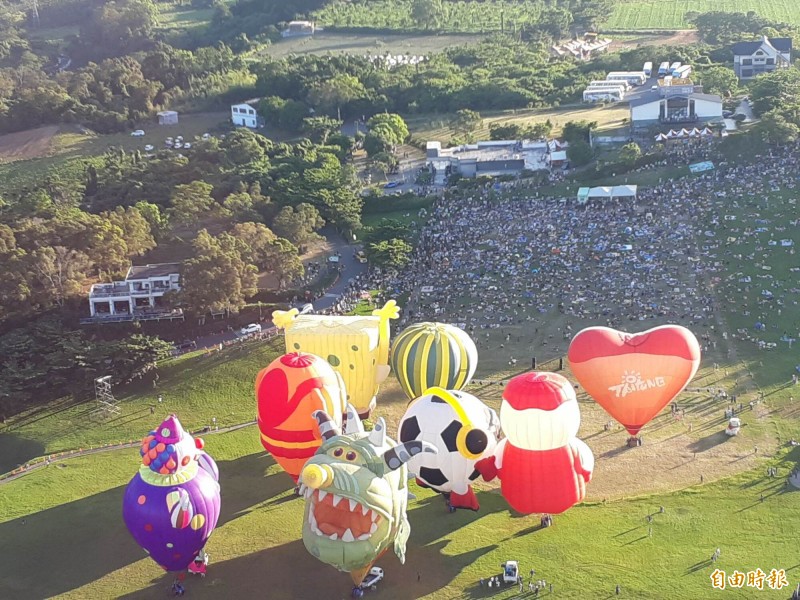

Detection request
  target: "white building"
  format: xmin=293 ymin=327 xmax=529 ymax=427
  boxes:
xmin=157 ymin=110 xmax=178 ymax=125
xmin=231 ymin=103 xmax=258 ymax=128
xmin=281 ymin=21 xmax=316 ymax=37
xmin=88 ymin=263 xmax=181 ymax=319
xmin=426 ymin=140 xmax=551 ymax=182
xmin=733 ymin=36 xmax=792 ymax=80
xmin=629 ymin=89 xmax=722 ymax=129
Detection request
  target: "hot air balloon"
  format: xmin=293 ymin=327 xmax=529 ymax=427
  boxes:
xmin=122 ymin=415 xmax=221 ymax=573
xmin=397 ymin=387 xmax=499 ymax=511
xmin=299 ymin=412 xmax=436 ymax=593
xmin=476 ymin=372 xmax=593 ymax=515
xmin=390 ymin=322 xmax=478 ymax=400
xmin=568 ymin=325 xmax=701 ymax=443
xmin=256 ymin=352 xmax=348 ymax=483
xmin=272 ymin=301 xmax=399 ymax=417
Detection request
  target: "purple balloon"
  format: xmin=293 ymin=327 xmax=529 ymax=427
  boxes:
xmin=123 ymin=415 xmax=221 ymax=572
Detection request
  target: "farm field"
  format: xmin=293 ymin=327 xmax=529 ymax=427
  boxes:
xmin=407 ymin=104 xmax=631 ymax=145
xmin=262 ymin=32 xmax=485 ymax=59
xmin=312 ymin=0 xmax=800 ymax=32
xmin=606 ymin=0 xmax=800 ymax=29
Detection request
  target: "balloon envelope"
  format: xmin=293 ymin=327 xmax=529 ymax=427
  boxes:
xmin=390 ymin=322 xmax=478 ymax=400
xmin=122 ymin=415 xmax=221 ymax=572
xmin=256 ymin=352 xmax=347 ymax=482
xmin=568 ymin=325 xmax=701 ymax=435
xmin=496 ymin=372 xmax=593 ymax=515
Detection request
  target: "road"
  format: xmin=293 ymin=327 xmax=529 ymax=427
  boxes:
xmin=189 ymin=230 xmax=367 ymax=350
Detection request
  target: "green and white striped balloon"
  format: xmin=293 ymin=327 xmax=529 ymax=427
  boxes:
xmin=390 ymin=322 xmax=478 ymax=400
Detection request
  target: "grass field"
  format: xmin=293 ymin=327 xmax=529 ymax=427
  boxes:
xmin=1 ymin=424 xmax=797 ymax=599
xmin=3 ymin=156 xmax=800 ymax=596
xmin=0 ymin=112 xmax=229 ymax=190
xmin=407 ymin=104 xmax=630 ymax=146
xmin=262 ymin=32 xmax=485 ymax=59
xmin=606 ymin=0 xmax=800 ymax=29
xmin=312 ymin=0 xmax=800 ymax=32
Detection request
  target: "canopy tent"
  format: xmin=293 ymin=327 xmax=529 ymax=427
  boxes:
xmin=581 ymin=185 xmax=638 ymax=202
xmin=577 ymin=187 xmax=591 ymax=204
xmin=655 ymin=133 xmax=668 ymax=141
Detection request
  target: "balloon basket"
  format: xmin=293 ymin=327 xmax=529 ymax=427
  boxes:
xmin=627 ymin=436 xmax=643 ymax=448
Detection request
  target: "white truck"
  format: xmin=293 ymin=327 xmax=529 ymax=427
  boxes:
xmin=725 ymin=417 xmax=741 ymax=436
xmin=501 ymin=560 xmax=519 ymax=584
xmin=352 ymin=567 xmax=384 ymax=598
xmin=643 ymin=61 xmax=653 ymax=77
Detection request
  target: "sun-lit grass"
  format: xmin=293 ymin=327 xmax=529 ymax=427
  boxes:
xmin=407 ymin=104 xmax=631 ymax=146
xmin=606 ymin=0 xmax=800 ymax=29
xmin=1 ymin=425 xmax=796 ymax=599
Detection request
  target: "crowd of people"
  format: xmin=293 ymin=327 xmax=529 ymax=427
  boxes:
xmin=347 ymin=140 xmax=800 ymax=369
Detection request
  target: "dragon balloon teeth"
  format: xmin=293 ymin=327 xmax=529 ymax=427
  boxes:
xmin=305 ymin=489 xmax=383 ymax=542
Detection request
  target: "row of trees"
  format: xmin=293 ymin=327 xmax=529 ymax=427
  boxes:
xmin=253 ymin=38 xmax=591 ymax=120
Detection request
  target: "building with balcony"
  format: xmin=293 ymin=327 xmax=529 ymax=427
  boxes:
xmin=87 ymin=263 xmax=182 ymax=321
xmin=733 ymin=36 xmax=791 ymax=80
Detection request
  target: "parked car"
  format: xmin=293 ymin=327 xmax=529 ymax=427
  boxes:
xmin=501 ymin=560 xmax=519 ymax=584
xmin=355 ymin=250 xmax=367 ymax=263
xmin=240 ymin=323 xmax=262 ymax=335
xmin=131 ymin=129 xmax=145 ymax=137
xmin=175 ymin=340 xmax=197 ymax=351
xmin=725 ymin=417 xmax=741 ymax=436
xmin=352 ymin=567 xmax=384 ymax=597
xmin=173 ymin=142 xmax=183 ymax=149
xmin=144 ymin=144 xmax=154 ymax=151
xmin=202 ymin=133 xmax=211 ymax=140
xmin=183 ymin=142 xmax=192 ymax=149
xmin=383 ymin=181 xmax=401 ymax=189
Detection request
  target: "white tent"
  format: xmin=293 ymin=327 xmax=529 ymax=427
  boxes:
xmin=584 ymin=185 xmax=637 ymax=201
xmin=700 ymin=127 xmax=714 ymax=136
xmin=655 ymin=133 xmax=668 ymax=141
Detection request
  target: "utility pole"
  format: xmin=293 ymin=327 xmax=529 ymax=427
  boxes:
xmin=30 ymin=0 xmax=40 ymax=28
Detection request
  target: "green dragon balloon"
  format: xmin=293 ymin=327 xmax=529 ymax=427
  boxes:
xmin=300 ymin=411 xmax=436 ymax=586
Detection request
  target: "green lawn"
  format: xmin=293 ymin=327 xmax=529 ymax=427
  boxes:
xmin=0 ymin=337 xmax=283 ymax=472
xmin=0 ymin=426 xmax=797 ymax=599
xmin=407 ymin=104 xmax=630 ymax=147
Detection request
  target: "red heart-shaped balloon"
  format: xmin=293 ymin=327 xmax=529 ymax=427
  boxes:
xmin=568 ymin=325 xmax=701 ymax=435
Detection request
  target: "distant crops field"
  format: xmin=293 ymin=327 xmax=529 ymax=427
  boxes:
xmin=606 ymin=0 xmax=800 ymax=29
xmin=312 ymin=0 xmax=800 ymax=32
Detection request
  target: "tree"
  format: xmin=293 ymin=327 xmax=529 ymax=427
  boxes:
xmin=302 ymin=116 xmax=343 ymax=144
xmin=411 ymin=0 xmax=444 ymax=30
xmin=229 ymin=222 xmax=277 ymax=267
xmin=450 ymin=109 xmax=482 ymax=137
xmin=180 ymin=229 xmax=257 ymax=314
xmin=562 ymin=121 xmax=597 ymax=144
xmin=169 ymin=181 xmax=221 ymax=226
xmin=371 ymin=152 xmax=398 ymax=178
xmin=749 ymin=69 xmax=800 ymax=117
xmin=567 ymin=140 xmax=594 ymax=166
xmin=364 ymin=133 xmax=391 ymax=157
xmin=28 ymin=246 xmax=90 ymax=307
xmin=308 ymin=74 xmax=367 ymax=118
xmin=106 ymin=205 xmax=156 ymax=257
xmin=223 ymin=192 xmax=260 ymax=223
xmin=134 ymin=201 xmax=168 ymax=237
xmin=699 ymin=66 xmax=738 ymax=98
xmin=619 ymin=142 xmax=642 ymax=166
xmin=758 ymin=110 xmax=800 ymax=144
xmin=272 ymin=204 xmax=325 ymax=246
xmin=362 ymin=219 xmax=411 ymax=246
xmin=490 ymin=123 xmax=524 ymax=140
xmin=367 ymin=114 xmax=409 ymax=143
xmin=265 ymin=237 xmax=304 ymax=289
xmin=366 ymin=238 xmax=412 ymax=269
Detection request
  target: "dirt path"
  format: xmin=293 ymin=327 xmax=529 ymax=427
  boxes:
xmin=612 ymin=29 xmax=700 ymax=51
xmin=0 ymin=125 xmax=60 ymax=163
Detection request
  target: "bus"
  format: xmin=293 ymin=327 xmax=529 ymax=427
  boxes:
xmin=669 ymin=62 xmax=681 ymax=72
xmin=606 ymin=71 xmax=647 ymax=86
xmin=587 ymin=81 xmax=629 ymax=91
xmin=673 ymin=65 xmax=692 ymax=79
xmin=658 ymin=62 xmax=670 ymax=77
xmin=643 ymin=62 xmax=653 ymax=78
xmin=583 ymin=89 xmax=625 ymax=103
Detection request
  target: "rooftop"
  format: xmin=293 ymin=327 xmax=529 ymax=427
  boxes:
xmin=629 ymin=91 xmax=722 ymax=108
xmin=126 ymin=263 xmax=181 ymax=280
xmin=732 ymin=37 xmax=792 ymax=55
